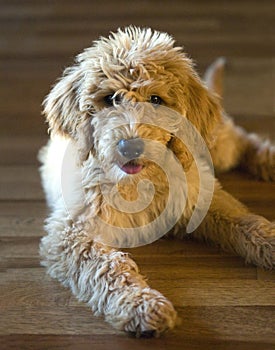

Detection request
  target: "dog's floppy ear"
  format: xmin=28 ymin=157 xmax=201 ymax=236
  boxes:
xmin=168 ymin=67 xmax=222 ymax=171
xmin=43 ymin=65 xmax=86 ymax=136
xmin=185 ymin=72 xmax=222 ymax=148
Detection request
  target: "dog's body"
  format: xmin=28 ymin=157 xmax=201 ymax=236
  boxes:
xmin=39 ymin=27 xmax=274 ymax=336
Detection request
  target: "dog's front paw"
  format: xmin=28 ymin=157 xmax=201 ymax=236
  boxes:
xmin=258 ymin=222 xmax=275 ymax=269
xmin=106 ymin=287 xmax=177 ymax=337
xmin=240 ymin=216 xmax=275 ymax=269
xmin=124 ymin=288 xmax=177 ymax=337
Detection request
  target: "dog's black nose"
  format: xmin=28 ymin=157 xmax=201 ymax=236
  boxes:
xmin=117 ymin=138 xmax=144 ymax=159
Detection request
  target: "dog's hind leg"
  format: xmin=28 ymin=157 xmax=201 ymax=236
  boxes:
xmin=210 ymin=114 xmax=275 ymax=181
xmin=205 ymin=58 xmax=275 ymax=181
xmin=40 ymin=219 xmax=177 ymax=337
xmin=192 ymin=185 xmax=275 ymax=269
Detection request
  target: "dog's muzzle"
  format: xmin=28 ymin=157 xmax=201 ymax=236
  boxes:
xmin=117 ymin=138 xmax=144 ymax=175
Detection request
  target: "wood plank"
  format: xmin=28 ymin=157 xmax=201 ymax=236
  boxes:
xmin=1 ymin=334 xmax=274 ymax=350
xmin=0 ymin=166 xmax=44 ymax=200
xmin=224 ymin=59 xmax=275 ymax=117
xmin=141 ymin=262 xmax=257 ymax=281
xmin=0 ymin=303 xmax=274 ymax=343
xmin=1 ymin=30 xmax=275 ymax=60
xmin=0 ymin=237 xmax=41 ymax=260
xmin=177 ymin=306 xmax=275 ymax=342
xmin=0 ymin=335 xmax=167 ymax=350
xmin=0 ymin=213 xmax=45 ymax=238
xmin=1 ymin=0 xmax=275 ymax=20
xmin=149 ymin=280 xmax=275 ymax=307
xmin=0 ymin=137 xmax=48 ymax=165
xmin=0 ymin=306 xmax=113 ymax=335
xmin=219 ymin=172 xmax=275 ymax=221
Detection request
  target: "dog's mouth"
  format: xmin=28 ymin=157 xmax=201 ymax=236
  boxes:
xmin=120 ymin=160 xmax=143 ymax=175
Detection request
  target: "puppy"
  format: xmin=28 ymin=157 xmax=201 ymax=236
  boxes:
xmin=39 ymin=26 xmax=274 ymax=337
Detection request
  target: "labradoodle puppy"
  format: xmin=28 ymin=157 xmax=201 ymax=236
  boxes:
xmin=39 ymin=26 xmax=275 ymax=337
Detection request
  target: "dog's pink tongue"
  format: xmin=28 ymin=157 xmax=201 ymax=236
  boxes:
xmin=121 ymin=163 xmax=143 ymax=174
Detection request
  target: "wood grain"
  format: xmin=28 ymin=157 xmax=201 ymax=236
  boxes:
xmin=0 ymin=1 xmax=275 ymax=349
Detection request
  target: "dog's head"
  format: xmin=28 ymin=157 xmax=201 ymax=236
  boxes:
xmin=44 ymin=26 xmax=222 ymax=175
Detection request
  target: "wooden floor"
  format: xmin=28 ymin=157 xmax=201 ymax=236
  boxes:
xmin=1 ymin=1 xmax=275 ymax=349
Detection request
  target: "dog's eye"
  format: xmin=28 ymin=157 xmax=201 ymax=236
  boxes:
xmin=103 ymin=94 xmax=121 ymax=107
xmin=103 ymin=94 xmax=115 ymax=106
xmin=149 ymin=95 xmax=163 ymax=105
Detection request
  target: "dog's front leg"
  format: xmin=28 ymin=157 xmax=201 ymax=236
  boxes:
xmin=193 ymin=187 xmax=274 ymax=269
xmin=40 ymin=225 xmax=177 ymax=336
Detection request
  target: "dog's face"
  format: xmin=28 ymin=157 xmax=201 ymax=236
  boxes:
xmin=88 ymin=103 xmax=182 ymax=184
xmin=44 ymin=27 xmax=221 ymax=179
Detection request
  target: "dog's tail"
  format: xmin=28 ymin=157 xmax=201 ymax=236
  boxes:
xmin=204 ymin=57 xmax=226 ymax=98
